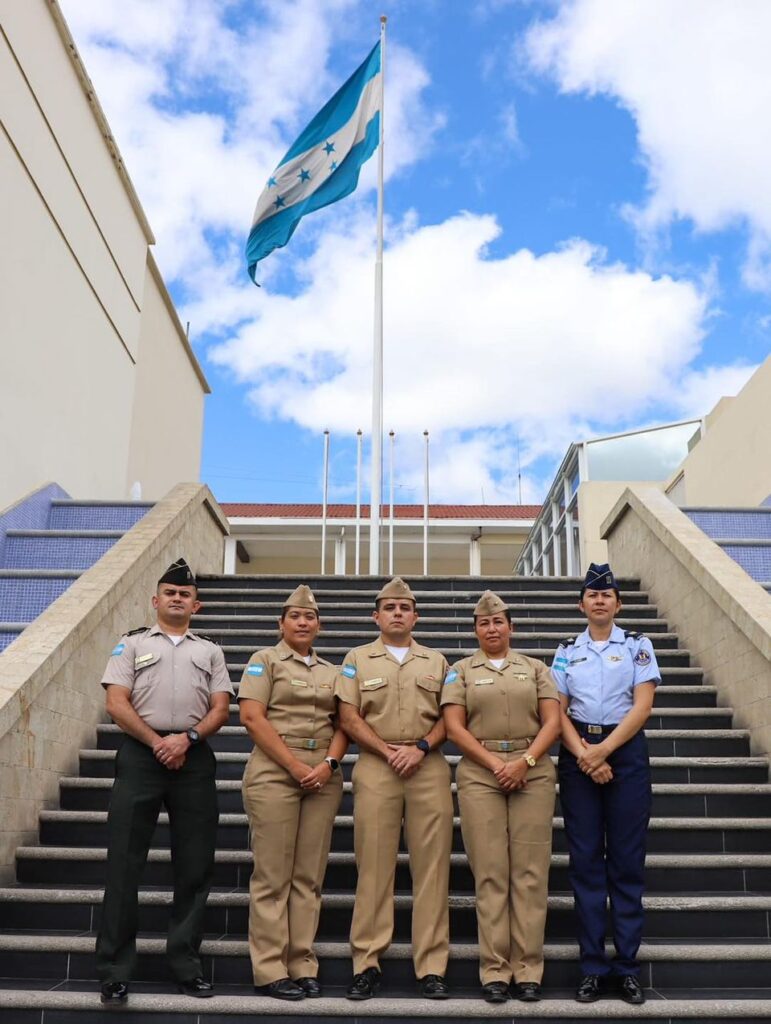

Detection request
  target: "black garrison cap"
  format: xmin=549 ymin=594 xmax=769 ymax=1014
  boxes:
xmin=158 ymin=558 xmax=196 ymax=587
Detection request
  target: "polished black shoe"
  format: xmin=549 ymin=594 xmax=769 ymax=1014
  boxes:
xmin=295 ymin=976 xmax=322 ymax=997
xmin=100 ymin=981 xmax=128 ymax=1005
xmin=481 ymin=981 xmax=510 ymax=1003
xmin=255 ymin=977 xmax=305 ymax=1001
xmin=576 ymin=974 xmax=603 ymax=1002
xmin=176 ymin=976 xmax=214 ymax=998
xmin=346 ymin=967 xmax=381 ymax=1000
xmin=418 ymin=974 xmax=449 ymax=999
xmin=619 ymin=974 xmax=645 ymax=1004
xmin=514 ymin=981 xmax=542 ymax=1002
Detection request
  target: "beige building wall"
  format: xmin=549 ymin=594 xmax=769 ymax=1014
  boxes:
xmin=577 ymin=480 xmax=659 ymax=568
xmin=672 ymin=353 xmax=771 ymax=506
xmin=0 ymin=0 xmax=207 ymax=509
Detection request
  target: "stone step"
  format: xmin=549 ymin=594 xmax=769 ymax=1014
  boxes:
xmin=2 ymin=531 xmax=123 ymax=571
xmin=54 ymin=774 xmax=771 ymax=818
xmin=2 ymin=886 xmax=770 ymax=940
xmin=15 ymin=845 xmax=771 ymax=894
xmin=195 ymin=601 xmax=663 ymax=618
xmin=193 ymin=614 xmax=671 ymax=633
xmin=196 ymin=574 xmax=642 ymax=595
xmin=47 ymin=500 xmax=153 ymax=531
xmin=74 ymin=748 xmax=770 ymax=783
xmin=3 ymin=986 xmax=771 ymax=1024
xmin=35 ymin=810 xmax=771 ymax=854
xmin=210 ymin=629 xmax=684 ymax=649
xmin=2 ymin=933 xmax=771 ymax=991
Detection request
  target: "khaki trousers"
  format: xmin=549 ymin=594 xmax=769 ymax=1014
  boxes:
xmin=242 ymin=746 xmax=342 ymax=985
xmin=351 ymin=750 xmax=452 ymax=977
xmin=456 ymin=751 xmax=556 ymax=984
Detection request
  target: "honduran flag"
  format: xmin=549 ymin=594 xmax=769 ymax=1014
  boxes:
xmin=246 ymin=41 xmax=382 ymax=283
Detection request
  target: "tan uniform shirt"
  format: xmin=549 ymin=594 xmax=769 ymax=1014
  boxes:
xmin=238 ymin=639 xmax=337 ymax=742
xmin=102 ymin=624 xmax=233 ymax=731
xmin=440 ymin=649 xmax=558 ymax=740
xmin=335 ymin=637 xmax=448 ymax=741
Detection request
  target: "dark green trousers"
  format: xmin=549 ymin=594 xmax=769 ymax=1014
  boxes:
xmin=95 ymin=736 xmax=218 ymax=983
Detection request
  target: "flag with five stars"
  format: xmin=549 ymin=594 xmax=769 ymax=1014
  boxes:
xmin=246 ymin=40 xmax=382 ymax=283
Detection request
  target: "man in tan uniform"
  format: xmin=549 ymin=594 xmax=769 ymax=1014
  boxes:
xmin=96 ymin=558 xmax=233 ymax=1006
xmin=239 ymin=584 xmax=347 ymax=1000
xmin=335 ymin=577 xmax=453 ymax=1000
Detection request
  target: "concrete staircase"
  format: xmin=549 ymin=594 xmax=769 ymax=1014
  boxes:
xmin=0 ymin=499 xmax=153 ymax=651
xmin=2 ymin=574 xmax=771 ymax=1022
xmin=683 ymin=507 xmax=771 ymax=593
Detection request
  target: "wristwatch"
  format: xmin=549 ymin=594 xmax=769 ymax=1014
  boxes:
xmin=185 ymin=728 xmax=201 ymax=745
xmin=416 ymin=739 xmax=430 ymax=755
xmin=522 ymin=753 xmax=536 ymax=768
xmin=324 ymin=756 xmax=340 ymax=772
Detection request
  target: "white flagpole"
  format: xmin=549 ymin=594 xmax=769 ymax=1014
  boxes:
xmin=321 ymin=430 xmax=330 ymax=575
xmin=369 ymin=15 xmax=386 ymax=576
xmin=423 ymin=430 xmax=429 ymax=576
xmin=355 ymin=429 xmax=362 ymax=576
xmin=388 ymin=430 xmax=395 ymax=574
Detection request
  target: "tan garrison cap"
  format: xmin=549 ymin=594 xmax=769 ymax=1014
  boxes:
xmin=473 ymin=590 xmax=509 ymax=616
xmin=283 ymin=584 xmax=319 ymax=611
xmin=375 ymin=576 xmax=417 ymax=603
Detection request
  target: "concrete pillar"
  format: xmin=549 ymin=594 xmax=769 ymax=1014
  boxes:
xmin=469 ymin=536 xmax=482 ymax=576
xmin=224 ymin=536 xmax=237 ymax=575
xmin=334 ymin=531 xmax=347 ymax=575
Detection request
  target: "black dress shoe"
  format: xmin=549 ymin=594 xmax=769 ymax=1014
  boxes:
xmin=619 ymin=974 xmax=645 ymax=1004
xmin=176 ymin=976 xmax=214 ymax=998
xmin=514 ymin=981 xmax=542 ymax=1001
xmin=346 ymin=967 xmax=381 ymax=1000
xmin=255 ymin=977 xmax=305 ymax=1000
xmin=100 ymin=981 xmax=128 ymax=1005
xmin=418 ymin=974 xmax=449 ymax=999
xmin=576 ymin=974 xmax=603 ymax=1002
xmin=481 ymin=981 xmax=510 ymax=1003
xmin=294 ymin=976 xmax=322 ymax=997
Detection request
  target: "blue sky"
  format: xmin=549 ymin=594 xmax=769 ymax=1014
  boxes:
xmin=61 ymin=0 xmax=771 ymax=505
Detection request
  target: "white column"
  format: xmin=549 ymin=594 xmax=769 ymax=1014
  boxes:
xmin=335 ymin=530 xmax=347 ymax=575
xmin=224 ymin=537 xmax=237 ymax=575
xmin=469 ymin=536 xmax=482 ymax=576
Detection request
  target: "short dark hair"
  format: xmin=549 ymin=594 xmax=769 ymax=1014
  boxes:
xmin=157 ymin=581 xmax=198 ymax=594
xmin=374 ymin=598 xmax=417 ymax=611
xmin=580 ymin=586 xmax=620 ymax=600
xmin=280 ymin=606 xmax=319 ymax=622
xmin=474 ymin=609 xmax=512 ymax=626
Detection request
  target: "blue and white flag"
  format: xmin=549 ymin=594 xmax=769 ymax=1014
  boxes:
xmin=246 ymin=41 xmax=382 ymax=283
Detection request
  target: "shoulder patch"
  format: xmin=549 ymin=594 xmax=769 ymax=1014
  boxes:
xmin=126 ymin=626 xmax=150 ymax=637
xmin=634 ymin=648 xmax=652 ymax=666
xmin=246 ymin=664 xmax=265 ymax=676
xmin=444 ymin=670 xmax=458 ymax=685
xmin=110 ymin=642 xmax=126 ymax=657
xmin=342 ymin=664 xmax=357 ymax=678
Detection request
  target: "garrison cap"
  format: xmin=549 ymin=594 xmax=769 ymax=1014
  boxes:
xmin=473 ymin=590 xmax=509 ymax=617
xmin=283 ymin=584 xmax=319 ymax=612
xmin=580 ymin=562 xmax=618 ymax=595
xmin=158 ymin=558 xmax=196 ymax=587
xmin=375 ymin=576 xmax=417 ymax=604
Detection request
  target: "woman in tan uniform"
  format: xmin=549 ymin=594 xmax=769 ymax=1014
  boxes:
xmin=442 ymin=591 xmax=561 ymax=1004
xmin=239 ymin=585 xmax=348 ymax=1001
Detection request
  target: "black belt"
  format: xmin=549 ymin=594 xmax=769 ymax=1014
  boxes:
xmin=573 ymin=721 xmax=619 ymax=736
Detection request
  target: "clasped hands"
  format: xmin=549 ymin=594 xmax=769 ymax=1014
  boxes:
xmin=289 ymin=759 xmax=333 ymax=790
xmin=577 ymin=738 xmax=614 ymax=784
xmin=152 ymin=732 xmax=189 ymax=770
xmin=387 ymin=743 xmax=426 ymax=778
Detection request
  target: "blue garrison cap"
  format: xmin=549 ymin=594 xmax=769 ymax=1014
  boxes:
xmin=580 ymin=562 xmax=618 ymax=595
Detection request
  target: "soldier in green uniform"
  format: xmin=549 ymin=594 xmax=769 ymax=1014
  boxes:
xmin=442 ymin=591 xmax=561 ymax=1003
xmin=95 ymin=559 xmax=232 ymax=1005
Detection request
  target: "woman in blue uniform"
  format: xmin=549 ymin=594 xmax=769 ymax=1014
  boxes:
xmin=551 ymin=563 xmax=660 ymax=1006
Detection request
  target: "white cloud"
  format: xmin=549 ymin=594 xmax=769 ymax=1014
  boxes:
xmin=670 ymin=363 xmax=759 ymax=421
xmin=523 ymin=0 xmax=771 ymax=289
xmin=209 ymin=209 xmax=715 ymax=497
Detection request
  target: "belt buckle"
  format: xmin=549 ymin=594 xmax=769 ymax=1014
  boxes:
xmin=500 ymin=740 xmax=513 ymax=752
xmin=587 ymin=724 xmax=603 ymax=736
xmin=307 ymin=739 xmax=317 ymax=750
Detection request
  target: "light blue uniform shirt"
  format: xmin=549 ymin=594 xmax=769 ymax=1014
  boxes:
xmin=550 ymin=624 xmax=660 ymax=726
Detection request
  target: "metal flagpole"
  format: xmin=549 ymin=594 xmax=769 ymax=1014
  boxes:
xmin=355 ymin=429 xmax=363 ymax=576
xmin=388 ymin=430 xmax=395 ymax=574
xmin=321 ymin=430 xmax=330 ymax=575
xmin=423 ymin=430 xmax=429 ymax=576
xmin=369 ymin=15 xmax=386 ymax=576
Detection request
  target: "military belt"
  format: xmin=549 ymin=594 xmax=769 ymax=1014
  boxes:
xmin=480 ymin=738 xmax=532 ymax=752
xmin=573 ymin=722 xmax=619 ymax=736
xmin=281 ymin=735 xmax=330 ymax=751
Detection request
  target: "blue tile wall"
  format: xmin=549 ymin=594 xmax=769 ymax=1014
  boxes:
xmin=0 ymin=483 xmax=69 ymax=565
xmin=48 ymin=503 xmax=152 ymax=531
xmin=4 ymin=535 xmax=118 ymax=571
xmin=0 ymin=578 xmax=76 ymax=621
xmin=0 ymin=631 xmax=21 ymax=652
xmin=685 ymin=510 xmax=771 ymax=540
xmin=720 ymin=544 xmax=771 ymax=582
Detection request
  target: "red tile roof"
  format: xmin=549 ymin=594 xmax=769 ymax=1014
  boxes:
xmin=221 ymin=503 xmax=541 ymax=520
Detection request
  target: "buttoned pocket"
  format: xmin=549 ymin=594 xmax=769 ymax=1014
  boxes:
xmin=191 ymin=649 xmax=212 ymax=674
xmin=134 ymin=652 xmax=160 ymax=673
xmin=361 ymin=677 xmax=388 ymax=691
xmin=416 ymin=676 xmax=441 ymax=693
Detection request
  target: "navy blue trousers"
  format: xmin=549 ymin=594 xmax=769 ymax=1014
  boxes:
xmin=558 ymin=729 xmax=651 ymax=977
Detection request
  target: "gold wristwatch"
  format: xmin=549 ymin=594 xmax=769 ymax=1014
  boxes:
xmin=522 ymin=753 xmax=537 ymax=768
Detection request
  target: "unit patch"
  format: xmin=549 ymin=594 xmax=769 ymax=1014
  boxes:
xmin=634 ymin=649 xmax=651 ymax=666
xmin=246 ymin=664 xmax=265 ymax=676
